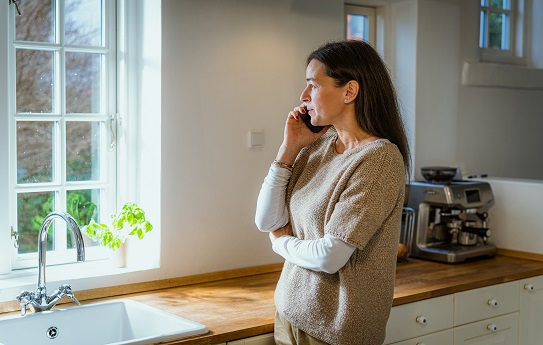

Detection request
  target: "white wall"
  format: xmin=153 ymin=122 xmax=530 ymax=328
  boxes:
xmin=455 ymin=0 xmax=543 ymax=180
xmin=395 ymin=0 xmax=543 ymax=181
xmin=414 ymin=0 xmax=460 ymax=174
xmin=160 ymin=0 xmax=343 ymax=276
xmin=389 ymin=0 xmax=417 ymax=177
xmin=486 ymin=178 xmax=543 ymax=255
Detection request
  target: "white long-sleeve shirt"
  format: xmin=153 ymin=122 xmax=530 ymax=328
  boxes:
xmin=255 ymin=164 xmax=355 ymax=274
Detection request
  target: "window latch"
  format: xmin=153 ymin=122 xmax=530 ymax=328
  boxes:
xmin=11 ymin=226 xmax=19 ymax=248
xmin=108 ymin=113 xmax=121 ymax=152
xmin=9 ymin=0 xmax=22 ymax=16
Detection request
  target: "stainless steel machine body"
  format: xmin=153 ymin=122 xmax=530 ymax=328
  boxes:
xmin=406 ymin=181 xmax=497 ymax=263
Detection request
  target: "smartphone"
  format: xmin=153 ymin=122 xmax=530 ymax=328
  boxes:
xmin=299 ymin=107 xmax=325 ymax=133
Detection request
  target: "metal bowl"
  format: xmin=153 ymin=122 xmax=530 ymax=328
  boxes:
xmin=421 ymin=166 xmax=458 ymax=182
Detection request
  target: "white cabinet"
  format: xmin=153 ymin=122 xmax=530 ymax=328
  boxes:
xmin=386 ymin=280 xmax=526 ymax=345
xmin=452 ymin=282 xmax=520 ymax=345
xmin=453 ymin=312 xmax=518 ymax=345
xmin=454 ymin=281 xmax=519 ymax=326
xmin=519 ymin=275 xmax=543 ymax=345
xmin=385 ymin=295 xmax=454 ymax=344
xmin=227 ymin=333 xmax=275 ymax=345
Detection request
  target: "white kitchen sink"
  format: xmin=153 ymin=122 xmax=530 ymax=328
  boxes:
xmin=0 ymin=299 xmax=208 ymax=345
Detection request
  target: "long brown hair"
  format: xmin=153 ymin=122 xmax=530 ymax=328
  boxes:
xmin=307 ymin=40 xmax=411 ymax=180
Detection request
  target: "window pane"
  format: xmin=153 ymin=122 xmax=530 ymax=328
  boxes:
xmin=67 ymin=189 xmax=100 ymax=248
xmin=16 ymin=49 xmax=55 ymax=113
xmin=488 ymin=12 xmax=508 ymax=49
xmin=347 ymin=14 xmax=369 ymax=41
xmin=17 ymin=121 xmax=54 ymax=184
xmin=17 ymin=191 xmax=55 ymax=253
xmin=66 ymin=52 xmax=102 ymax=114
xmin=480 ymin=11 xmax=488 ymax=48
xmin=66 ymin=122 xmax=101 ymax=181
xmin=15 ymin=0 xmax=55 ymax=43
xmin=501 ymin=13 xmax=510 ymax=50
xmin=489 ymin=0 xmax=511 ymax=10
xmin=65 ymin=0 xmax=103 ymax=46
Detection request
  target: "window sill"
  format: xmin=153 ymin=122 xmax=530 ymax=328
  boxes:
xmin=0 ymin=260 xmax=156 ymax=303
xmin=461 ymin=61 xmax=543 ymax=90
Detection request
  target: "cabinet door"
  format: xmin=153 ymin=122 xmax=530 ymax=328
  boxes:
xmin=454 ymin=281 xmax=519 ymax=326
xmin=385 ymin=295 xmax=454 ymax=344
xmin=453 ymin=312 xmax=518 ymax=345
xmin=519 ymin=275 xmax=543 ymax=345
xmin=386 ymin=329 xmax=453 ymax=345
xmin=227 ymin=333 xmax=275 ymax=345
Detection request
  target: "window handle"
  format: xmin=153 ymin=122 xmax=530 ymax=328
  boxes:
xmin=11 ymin=226 xmax=19 ymax=248
xmin=9 ymin=0 xmax=22 ymax=16
xmin=108 ymin=114 xmax=119 ymax=151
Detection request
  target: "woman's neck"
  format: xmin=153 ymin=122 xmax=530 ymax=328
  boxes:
xmin=334 ymin=127 xmax=380 ymax=154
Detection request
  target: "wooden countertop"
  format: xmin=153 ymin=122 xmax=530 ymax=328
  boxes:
xmin=105 ymin=255 xmax=543 ymax=345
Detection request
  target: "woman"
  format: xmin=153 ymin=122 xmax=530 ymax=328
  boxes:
xmin=255 ymin=40 xmax=410 ymax=345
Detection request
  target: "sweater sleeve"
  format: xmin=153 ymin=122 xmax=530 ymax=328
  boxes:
xmin=255 ymin=164 xmax=291 ymax=232
xmin=271 ymin=234 xmax=356 ymax=274
xmin=325 ymin=146 xmax=405 ymax=249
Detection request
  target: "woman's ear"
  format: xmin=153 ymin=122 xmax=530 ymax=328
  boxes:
xmin=344 ymin=80 xmax=359 ymax=103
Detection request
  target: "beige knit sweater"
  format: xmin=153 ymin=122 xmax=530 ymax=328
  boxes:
xmin=275 ymin=128 xmax=405 ymax=345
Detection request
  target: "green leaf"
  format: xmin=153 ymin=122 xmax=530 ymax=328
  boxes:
xmin=82 ymin=201 xmax=153 ymax=251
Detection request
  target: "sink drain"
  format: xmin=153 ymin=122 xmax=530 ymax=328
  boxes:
xmin=46 ymin=326 xmax=59 ymax=339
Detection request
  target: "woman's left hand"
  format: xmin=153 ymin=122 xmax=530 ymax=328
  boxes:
xmin=269 ymin=223 xmax=294 ymax=243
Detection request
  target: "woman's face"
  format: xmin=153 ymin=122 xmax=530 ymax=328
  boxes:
xmin=300 ymin=59 xmax=349 ymax=126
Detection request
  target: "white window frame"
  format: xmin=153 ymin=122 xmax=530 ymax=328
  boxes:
xmin=0 ymin=0 xmax=160 ymax=294
xmin=345 ymin=5 xmax=376 ymax=45
xmin=479 ymin=0 xmax=530 ymax=66
xmin=3 ymin=0 xmax=118 ymax=270
xmin=0 ymin=0 xmax=10 ymax=275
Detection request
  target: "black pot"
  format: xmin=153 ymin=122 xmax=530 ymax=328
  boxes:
xmin=421 ymin=166 xmax=458 ymax=182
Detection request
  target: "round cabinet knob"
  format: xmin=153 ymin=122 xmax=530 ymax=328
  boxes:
xmin=487 ymin=299 xmax=498 ymax=307
xmin=416 ymin=316 xmax=428 ymax=326
xmin=487 ymin=324 xmax=498 ymax=332
xmin=525 ymin=284 xmax=535 ymax=292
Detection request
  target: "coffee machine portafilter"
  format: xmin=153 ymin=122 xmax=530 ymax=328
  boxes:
xmin=405 ymin=181 xmax=497 ymax=263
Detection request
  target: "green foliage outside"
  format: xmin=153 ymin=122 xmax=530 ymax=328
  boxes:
xmin=488 ymin=12 xmax=504 ymax=49
xmin=17 ymin=192 xmax=54 ymax=253
xmin=18 ymin=190 xmax=99 ymax=253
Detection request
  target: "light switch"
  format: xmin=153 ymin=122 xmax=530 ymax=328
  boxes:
xmin=248 ymin=130 xmax=264 ymax=149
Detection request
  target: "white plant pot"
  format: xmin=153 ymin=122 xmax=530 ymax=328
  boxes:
xmin=111 ymin=242 xmax=128 ymax=268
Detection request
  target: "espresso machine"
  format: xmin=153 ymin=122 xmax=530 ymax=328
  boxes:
xmin=405 ymin=169 xmax=497 ymax=263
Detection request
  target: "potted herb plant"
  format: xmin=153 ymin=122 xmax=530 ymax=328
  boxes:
xmin=82 ymin=202 xmax=153 ymax=267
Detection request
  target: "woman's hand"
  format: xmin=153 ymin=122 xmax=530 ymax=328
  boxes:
xmin=269 ymin=223 xmax=294 ymax=243
xmin=275 ymin=105 xmax=329 ymax=165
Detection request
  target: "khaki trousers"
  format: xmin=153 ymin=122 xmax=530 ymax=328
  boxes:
xmin=274 ymin=311 xmax=329 ymax=345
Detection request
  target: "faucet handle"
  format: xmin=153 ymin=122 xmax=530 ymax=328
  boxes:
xmin=57 ymin=284 xmax=80 ymax=305
xmin=16 ymin=290 xmax=34 ymax=316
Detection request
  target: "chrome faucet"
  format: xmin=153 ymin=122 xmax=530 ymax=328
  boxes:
xmin=16 ymin=212 xmax=85 ymax=316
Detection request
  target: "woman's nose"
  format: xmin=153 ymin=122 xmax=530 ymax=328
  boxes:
xmin=300 ymin=85 xmax=310 ymax=102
